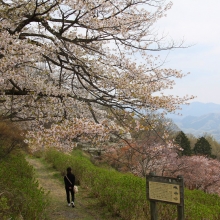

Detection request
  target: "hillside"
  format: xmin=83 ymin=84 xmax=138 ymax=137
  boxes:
xmin=42 ymin=149 xmax=220 ymax=220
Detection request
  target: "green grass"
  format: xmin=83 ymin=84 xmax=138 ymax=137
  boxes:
xmin=0 ymin=153 xmax=49 ymax=220
xmin=28 ymin=154 xmax=123 ymax=220
xmin=43 ymin=148 xmax=220 ymax=220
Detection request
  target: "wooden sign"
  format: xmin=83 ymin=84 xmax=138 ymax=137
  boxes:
xmin=146 ymin=173 xmax=185 ymax=220
xmin=149 ymin=181 xmax=180 ymax=204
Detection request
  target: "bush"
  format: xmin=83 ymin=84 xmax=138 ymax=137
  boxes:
xmin=0 ymin=120 xmax=27 ymax=161
xmin=0 ymin=153 xmax=49 ymax=220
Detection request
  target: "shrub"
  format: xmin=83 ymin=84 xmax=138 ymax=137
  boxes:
xmin=0 ymin=153 xmax=49 ymax=219
xmin=0 ymin=120 xmax=27 ymax=161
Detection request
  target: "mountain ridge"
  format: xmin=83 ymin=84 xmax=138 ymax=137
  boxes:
xmin=168 ymin=102 xmax=220 ymax=142
xmin=169 ymin=102 xmax=220 ymax=118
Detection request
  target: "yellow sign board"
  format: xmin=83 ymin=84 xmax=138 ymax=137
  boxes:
xmin=149 ymin=181 xmax=180 ymax=204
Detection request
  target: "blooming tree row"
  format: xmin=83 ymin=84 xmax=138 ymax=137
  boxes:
xmin=104 ymin=138 xmax=220 ymax=195
xmin=165 ymin=155 xmax=220 ymax=195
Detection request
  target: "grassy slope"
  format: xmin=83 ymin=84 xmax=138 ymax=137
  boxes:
xmin=42 ymin=149 xmax=220 ymax=220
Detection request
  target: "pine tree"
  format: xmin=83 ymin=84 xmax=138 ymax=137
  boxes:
xmin=175 ymin=131 xmax=192 ymax=156
xmin=194 ymin=137 xmax=212 ymax=156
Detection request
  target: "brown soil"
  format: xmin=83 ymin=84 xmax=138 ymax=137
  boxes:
xmin=26 ymin=157 xmax=121 ymax=220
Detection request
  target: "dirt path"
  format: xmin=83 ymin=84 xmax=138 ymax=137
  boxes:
xmin=26 ymin=157 xmax=120 ymax=220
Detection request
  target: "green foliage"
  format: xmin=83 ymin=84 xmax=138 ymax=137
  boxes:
xmin=44 ymin=148 xmax=220 ymax=220
xmin=186 ymin=133 xmax=198 ymax=151
xmin=203 ymin=134 xmax=220 ymax=159
xmin=185 ymin=189 xmax=220 ymax=219
xmin=194 ymin=136 xmax=212 ymax=156
xmin=175 ymin=131 xmax=192 ymax=156
xmin=0 ymin=196 xmax=9 ymax=220
xmin=0 ymin=153 xmax=49 ymax=220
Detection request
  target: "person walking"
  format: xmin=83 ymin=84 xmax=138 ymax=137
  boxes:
xmin=64 ymin=167 xmax=75 ymax=207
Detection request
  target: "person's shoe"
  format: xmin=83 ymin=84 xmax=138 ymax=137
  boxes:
xmin=71 ymin=201 xmax=75 ymax=208
xmin=68 ymin=203 xmax=71 ymax=207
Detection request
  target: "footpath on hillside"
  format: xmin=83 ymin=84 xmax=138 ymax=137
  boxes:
xmin=26 ymin=156 xmax=121 ymax=220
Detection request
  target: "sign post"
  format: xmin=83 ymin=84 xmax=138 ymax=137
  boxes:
xmin=146 ymin=173 xmax=184 ymax=220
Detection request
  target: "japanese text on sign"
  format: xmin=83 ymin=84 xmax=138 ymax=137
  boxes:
xmin=149 ymin=181 xmax=180 ymax=204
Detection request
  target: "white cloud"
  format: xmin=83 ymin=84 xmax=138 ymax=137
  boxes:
xmin=158 ymin=0 xmax=220 ymax=44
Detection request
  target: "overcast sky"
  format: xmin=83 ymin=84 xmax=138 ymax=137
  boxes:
xmin=154 ymin=0 xmax=220 ymax=104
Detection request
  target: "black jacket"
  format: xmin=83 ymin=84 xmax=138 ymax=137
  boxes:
xmin=64 ymin=173 xmax=75 ymax=188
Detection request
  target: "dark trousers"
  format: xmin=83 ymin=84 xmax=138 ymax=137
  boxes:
xmin=65 ymin=187 xmax=75 ymax=203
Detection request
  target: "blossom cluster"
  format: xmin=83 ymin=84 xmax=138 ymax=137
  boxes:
xmin=0 ymin=0 xmax=193 ymax=151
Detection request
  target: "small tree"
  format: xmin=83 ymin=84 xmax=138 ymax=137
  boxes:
xmin=187 ymin=133 xmax=198 ymax=150
xmin=203 ymin=134 xmax=219 ymax=159
xmin=0 ymin=120 xmax=27 ymax=160
xmin=175 ymin=131 xmax=192 ymax=156
xmin=103 ymin=115 xmax=180 ymax=177
xmin=194 ymin=137 xmax=212 ymax=157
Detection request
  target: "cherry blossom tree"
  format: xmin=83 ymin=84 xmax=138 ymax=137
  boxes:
xmin=103 ymin=115 xmax=181 ymax=176
xmin=103 ymin=140 xmax=179 ymax=177
xmin=164 ymin=155 xmax=220 ymax=195
xmin=0 ymin=0 xmax=193 ymax=151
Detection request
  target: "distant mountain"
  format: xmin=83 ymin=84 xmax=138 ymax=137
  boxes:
xmin=169 ymin=102 xmax=220 ymax=118
xmin=168 ymin=102 xmax=220 ymax=142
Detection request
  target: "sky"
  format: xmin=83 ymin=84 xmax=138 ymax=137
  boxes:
xmin=154 ymin=0 xmax=220 ymax=104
